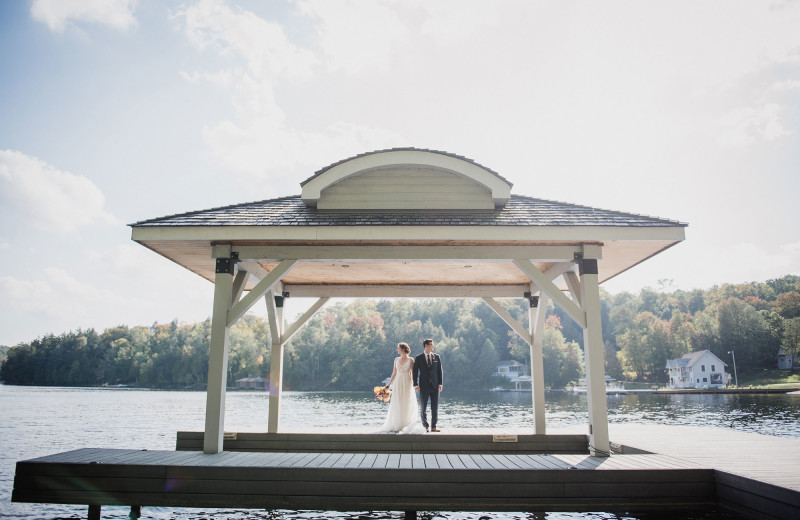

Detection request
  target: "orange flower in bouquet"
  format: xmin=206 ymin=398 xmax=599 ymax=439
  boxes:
xmin=374 ymin=385 xmax=391 ymax=403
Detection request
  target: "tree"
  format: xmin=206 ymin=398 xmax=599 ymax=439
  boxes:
xmin=782 ymin=317 xmax=800 ymax=370
xmin=716 ymin=298 xmax=775 ymax=372
xmin=775 ymin=292 xmax=800 ymax=319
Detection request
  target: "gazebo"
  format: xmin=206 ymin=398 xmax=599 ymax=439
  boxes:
xmin=130 ymin=148 xmax=686 ymax=457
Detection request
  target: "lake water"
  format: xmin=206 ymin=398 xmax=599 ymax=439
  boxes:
xmin=2 ymin=385 xmax=798 ymax=520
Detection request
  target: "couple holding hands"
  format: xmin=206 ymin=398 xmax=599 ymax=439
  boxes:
xmin=380 ymin=339 xmax=443 ymax=434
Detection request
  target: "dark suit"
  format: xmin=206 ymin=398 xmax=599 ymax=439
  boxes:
xmin=413 ymin=352 xmax=443 ymax=429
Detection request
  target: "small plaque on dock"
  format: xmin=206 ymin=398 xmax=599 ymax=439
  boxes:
xmin=492 ymin=434 xmax=518 ymax=443
xmin=223 ymin=432 xmax=237 ymax=440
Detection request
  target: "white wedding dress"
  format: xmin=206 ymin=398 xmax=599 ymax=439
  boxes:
xmin=380 ymin=357 xmax=426 ymax=434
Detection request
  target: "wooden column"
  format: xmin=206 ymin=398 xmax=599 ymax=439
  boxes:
xmin=267 ymin=292 xmax=284 ymax=433
xmin=204 ymin=255 xmax=235 ymax=454
xmin=530 ymin=292 xmax=549 ymax=434
xmin=580 ymin=258 xmax=610 ymax=456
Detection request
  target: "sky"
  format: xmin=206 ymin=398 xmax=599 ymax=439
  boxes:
xmin=1 ymin=0 xmax=799 ymax=346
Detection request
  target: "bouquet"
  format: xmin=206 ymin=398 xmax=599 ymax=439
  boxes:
xmin=374 ymin=385 xmax=391 ymax=403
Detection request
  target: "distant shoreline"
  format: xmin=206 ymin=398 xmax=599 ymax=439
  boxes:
xmin=3 ymin=381 xmax=799 ymax=395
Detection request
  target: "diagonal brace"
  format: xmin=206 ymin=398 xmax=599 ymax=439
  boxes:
xmin=483 ymin=297 xmax=532 ymax=345
xmin=514 ymin=259 xmax=586 ymax=329
xmin=227 ymin=259 xmax=297 ymax=327
xmin=282 ymin=297 xmax=330 ymax=345
xmin=563 ymin=270 xmax=583 ymax=307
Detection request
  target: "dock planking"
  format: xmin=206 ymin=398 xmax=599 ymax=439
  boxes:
xmin=13 ymin=447 xmax=716 ymax=512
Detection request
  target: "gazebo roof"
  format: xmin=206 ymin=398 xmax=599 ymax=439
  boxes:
xmin=129 ymin=148 xmax=686 ymax=296
xmin=132 ymin=194 xmax=683 ymax=229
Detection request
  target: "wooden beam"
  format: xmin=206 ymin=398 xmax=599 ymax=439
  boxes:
xmin=283 ymin=284 xmax=531 ymax=298
xmin=483 ymin=297 xmax=532 ymax=345
xmin=282 ymin=297 xmax=330 ymax=345
xmin=563 ymin=271 xmax=582 ymax=307
xmin=235 ymin=245 xmax=582 ymax=262
xmin=543 ymin=261 xmax=576 ymax=280
xmin=513 ymin=259 xmax=586 ymax=329
xmin=132 ymin=221 xmax=685 ymax=243
xmin=231 ymin=270 xmax=248 ymax=307
xmin=227 ymin=260 xmax=297 ymax=327
xmin=238 ymin=261 xmax=270 ymax=281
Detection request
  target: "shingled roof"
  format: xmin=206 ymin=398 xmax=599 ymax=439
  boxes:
xmin=131 ymin=194 xmax=686 ymax=228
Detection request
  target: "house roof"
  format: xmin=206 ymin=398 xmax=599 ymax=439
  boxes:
xmin=667 ymin=350 xmax=727 ymax=369
xmin=131 ymin=194 xmax=686 ymax=228
xmin=497 ymin=360 xmax=526 ymax=367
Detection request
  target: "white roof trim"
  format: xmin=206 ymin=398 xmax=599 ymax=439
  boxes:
xmin=301 ymin=149 xmax=512 ymax=208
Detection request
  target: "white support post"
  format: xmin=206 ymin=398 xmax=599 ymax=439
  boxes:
xmin=266 ymin=291 xmax=284 ymax=433
xmin=204 ymin=256 xmax=235 ymax=454
xmin=580 ymin=258 xmax=610 ymax=456
xmin=530 ymin=292 xmax=549 ymax=434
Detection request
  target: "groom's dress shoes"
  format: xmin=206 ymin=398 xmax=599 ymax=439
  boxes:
xmin=431 ymin=427 xmax=440 ymax=432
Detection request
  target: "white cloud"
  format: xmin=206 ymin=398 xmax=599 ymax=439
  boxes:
xmin=772 ymin=79 xmax=800 ymax=91
xmin=0 ymin=150 xmax=118 ymax=234
xmin=31 ymin=0 xmax=138 ymax=32
xmin=717 ymin=103 xmax=790 ymax=147
xmin=175 ymin=0 xmax=317 ymax=80
xmin=606 ymin=240 xmax=800 ymax=294
xmin=0 ymin=244 xmax=215 ymax=345
xmin=294 ymin=0 xmax=413 ymax=75
xmin=174 ymin=0 xmax=405 ymax=188
xmin=179 ymin=69 xmax=234 ymax=87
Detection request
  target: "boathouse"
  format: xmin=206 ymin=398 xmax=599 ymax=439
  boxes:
xmin=128 ymin=148 xmax=686 ymax=456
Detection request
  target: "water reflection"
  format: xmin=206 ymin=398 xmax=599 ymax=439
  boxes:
xmin=259 ymin=389 xmax=800 ymax=438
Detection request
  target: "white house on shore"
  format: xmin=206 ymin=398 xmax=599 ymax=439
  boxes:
xmin=493 ymin=360 xmax=531 ymax=390
xmin=666 ymin=350 xmax=729 ymax=389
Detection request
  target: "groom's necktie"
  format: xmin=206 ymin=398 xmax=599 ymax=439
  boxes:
xmin=427 ymin=354 xmax=431 ymax=367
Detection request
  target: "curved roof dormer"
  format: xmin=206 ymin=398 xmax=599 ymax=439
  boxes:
xmin=300 ymin=148 xmax=513 ymax=210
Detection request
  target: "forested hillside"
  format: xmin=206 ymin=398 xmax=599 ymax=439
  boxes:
xmin=2 ymin=275 xmax=798 ymax=390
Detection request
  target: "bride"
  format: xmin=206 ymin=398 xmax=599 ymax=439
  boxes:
xmin=379 ymin=343 xmax=426 ymax=434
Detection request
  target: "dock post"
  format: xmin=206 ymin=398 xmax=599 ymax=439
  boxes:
xmin=129 ymin=505 xmax=141 ymax=518
xmin=204 ymin=251 xmax=235 ymax=454
xmin=404 ymin=511 xmax=417 ymax=520
xmin=580 ymin=257 xmax=610 ymax=456
xmin=267 ymin=291 xmax=284 ymax=433
xmin=529 ymin=291 xmax=549 ymax=434
xmin=88 ymin=504 xmax=100 ymax=520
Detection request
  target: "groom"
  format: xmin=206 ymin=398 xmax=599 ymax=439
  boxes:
xmin=413 ymin=338 xmax=443 ymax=432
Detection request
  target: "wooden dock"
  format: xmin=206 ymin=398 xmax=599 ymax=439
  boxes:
xmin=12 ymin=427 xmax=800 ymax=519
xmin=556 ymin=423 xmax=800 ymax=520
xmin=12 ymin=444 xmax=714 ymax=512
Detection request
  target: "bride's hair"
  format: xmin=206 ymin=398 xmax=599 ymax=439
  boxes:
xmin=398 ymin=342 xmax=410 ymax=354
